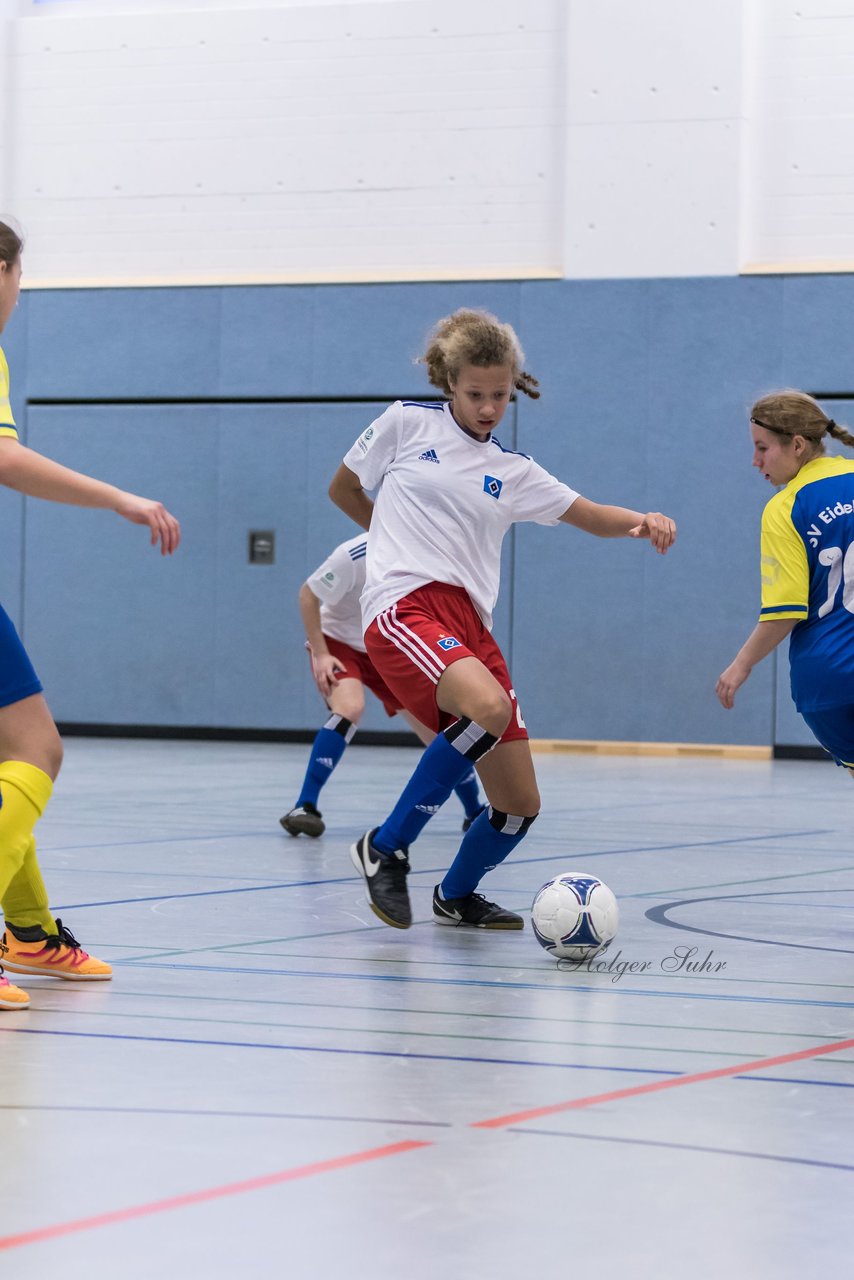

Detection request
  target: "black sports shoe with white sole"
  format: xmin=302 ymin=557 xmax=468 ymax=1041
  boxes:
xmin=351 ymin=830 xmax=412 ymax=929
xmin=279 ymin=803 xmax=325 ymax=837
xmin=432 ymin=885 xmax=523 ymax=929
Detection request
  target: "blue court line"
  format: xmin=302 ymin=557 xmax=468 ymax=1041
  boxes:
xmin=29 ymin=1002 xmax=854 ymax=1066
xmin=1 ymin=1027 xmax=848 ymax=1094
xmin=52 ymin=828 xmax=831 ymax=913
xmin=103 ymin=951 xmax=854 ymax=1002
xmin=629 ymin=862 xmax=854 ymax=899
xmin=505 ymin=829 xmax=832 ymax=867
xmin=508 ymin=1126 xmax=854 ymax=1173
xmin=40 ymin=832 xmax=278 ymax=853
xmin=0 ymin=1104 xmax=451 ymax=1128
xmin=109 ymin=896 xmax=854 ymax=961
xmin=0 ymin=1026 xmax=683 ymax=1076
xmin=673 ymin=899 xmax=854 ymax=910
xmin=68 ymin=986 xmax=854 ymax=1034
xmin=646 ymin=891 xmax=854 ymax=955
xmin=740 ymin=1074 xmax=854 ymax=1089
xmin=53 ymin=877 xmax=350 ymax=911
xmin=108 ymin=959 xmax=854 ymax=1008
xmin=41 ymin=866 xmax=303 ymax=885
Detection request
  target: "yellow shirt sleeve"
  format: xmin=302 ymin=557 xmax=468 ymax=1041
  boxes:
xmin=759 ymin=494 xmax=809 ymax=621
xmin=0 ymin=348 xmax=19 ymax=439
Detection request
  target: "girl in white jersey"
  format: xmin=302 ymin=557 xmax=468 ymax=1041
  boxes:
xmin=330 ymin=308 xmax=676 ymax=930
xmin=280 ymin=533 xmax=484 ymax=836
xmin=0 ymin=220 xmax=180 ymax=1009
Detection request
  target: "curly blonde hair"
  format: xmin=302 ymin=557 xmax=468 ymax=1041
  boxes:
xmin=419 ymin=308 xmax=540 ymax=399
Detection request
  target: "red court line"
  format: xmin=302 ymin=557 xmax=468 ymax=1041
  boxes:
xmin=0 ymin=1139 xmax=431 ymax=1253
xmin=472 ymin=1035 xmax=854 ymax=1128
xmin=5 ymin=1035 xmax=853 ymax=1251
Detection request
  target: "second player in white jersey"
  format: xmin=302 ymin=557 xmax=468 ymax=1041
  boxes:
xmin=304 ymin=533 xmax=370 ymax=652
xmin=280 ymin=534 xmax=486 ymax=838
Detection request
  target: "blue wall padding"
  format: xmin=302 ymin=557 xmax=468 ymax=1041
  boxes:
xmin=3 ymin=273 xmax=850 ymax=743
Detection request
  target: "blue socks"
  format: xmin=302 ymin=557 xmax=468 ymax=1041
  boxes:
xmin=296 ymin=716 xmax=487 ymax=824
xmin=440 ymin=808 xmax=536 ymax=900
xmin=372 ymin=721 xmax=496 ymax=855
xmin=454 ymin=767 xmax=483 ymax=821
xmin=296 ymin=716 xmax=354 ymax=808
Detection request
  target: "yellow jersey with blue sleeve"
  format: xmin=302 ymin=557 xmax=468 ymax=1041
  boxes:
xmin=0 ymin=346 xmax=19 ymax=439
xmin=0 ymin=344 xmax=44 ymax=704
xmin=760 ymin=454 xmax=854 ymax=711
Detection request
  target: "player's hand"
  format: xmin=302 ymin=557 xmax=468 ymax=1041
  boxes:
xmin=629 ymin=512 xmax=676 ymax=554
xmin=114 ymin=493 xmax=181 ymax=555
xmin=312 ymin=652 xmax=347 ymax=699
xmin=716 ymin=660 xmax=750 ymax=709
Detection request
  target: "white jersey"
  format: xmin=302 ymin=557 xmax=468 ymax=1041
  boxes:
xmin=305 ymin=534 xmax=369 ymax=651
xmin=343 ymin=400 xmax=578 ymax=631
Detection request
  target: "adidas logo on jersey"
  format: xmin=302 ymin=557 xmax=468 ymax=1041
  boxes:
xmin=418 ymin=448 xmax=440 ymax=463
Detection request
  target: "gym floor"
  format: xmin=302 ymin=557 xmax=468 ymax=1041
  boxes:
xmin=1 ymin=738 xmax=851 ymax=1277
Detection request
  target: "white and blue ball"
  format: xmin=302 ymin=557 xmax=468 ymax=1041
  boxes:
xmin=531 ymin=873 xmax=619 ymax=961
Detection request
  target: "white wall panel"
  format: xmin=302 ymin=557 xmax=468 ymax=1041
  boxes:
xmin=743 ymin=0 xmax=854 ymax=272
xmin=7 ymin=0 xmax=565 ymax=285
xmin=0 ymin=0 xmax=16 ymax=206
xmin=565 ymin=120 xmax=740 ymax=278
xmin=563 ymin=0 xmax=744 ymax=279
xmin=13 ymin=0 xmax=854 ymax=283
xmin=30 ymin=0 xmax=412 ymax=11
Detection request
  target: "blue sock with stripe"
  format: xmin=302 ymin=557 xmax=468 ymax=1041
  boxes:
xmin=439 ymin=808 xmax=536 ymax=900
xmin=296 ymin=717 xmax=354 ymax=808
xmin=453 ymin=767 xmax=483 ymax=820
xmin=372 ymin=720 xmax=496 ymax=855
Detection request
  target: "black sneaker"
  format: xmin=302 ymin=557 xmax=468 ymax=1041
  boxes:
xmin=280 ymin=803 xmax=325 ymax=837
xmin=432 ymin=885 xmax=523 ymax=930
xmin=350 ymin=830 xmax=412 ymax=929
xmin=461 ymin=804 xmax=487 ymax=834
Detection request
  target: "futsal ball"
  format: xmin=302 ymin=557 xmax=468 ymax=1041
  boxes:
xmin=531 ymin=873 xmax=619 ymax=961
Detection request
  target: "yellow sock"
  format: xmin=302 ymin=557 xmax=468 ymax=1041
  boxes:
xmin=1 ymin=836 xmax=55 ymax=934
xmin=0 ymin=762 xmax=54 ymax=916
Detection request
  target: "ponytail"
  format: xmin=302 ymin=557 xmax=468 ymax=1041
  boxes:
xmin=825 ymin=419 xmax=854 ymax=450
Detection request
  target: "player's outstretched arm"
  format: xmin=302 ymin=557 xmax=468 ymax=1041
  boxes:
xmin=112 ymin=492 xmax=181 ymax=555
xmin=0 ymin=438 xmax=180 ymax=555
xmin=329 ymin=462 xmax=373 ymax=531
xmin=716 ymin=619 xmax=796 ymax=709
xmin=298 ymin=582 xmax=346 ymax=698
xmin=560 ymin=497 xmax=676 ymax=554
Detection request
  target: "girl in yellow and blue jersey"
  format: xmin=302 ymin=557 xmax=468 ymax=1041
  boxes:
xmin=0 ymin=220 xmax=180 ymax=1010
xmin=717 ymin=390 xmax=854 ymax=771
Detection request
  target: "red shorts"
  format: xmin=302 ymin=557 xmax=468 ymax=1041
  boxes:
xmin=364 ymin=583 xmax=528 ymax=743
xmin=321 ymin=635 xmax=401 ymax=718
